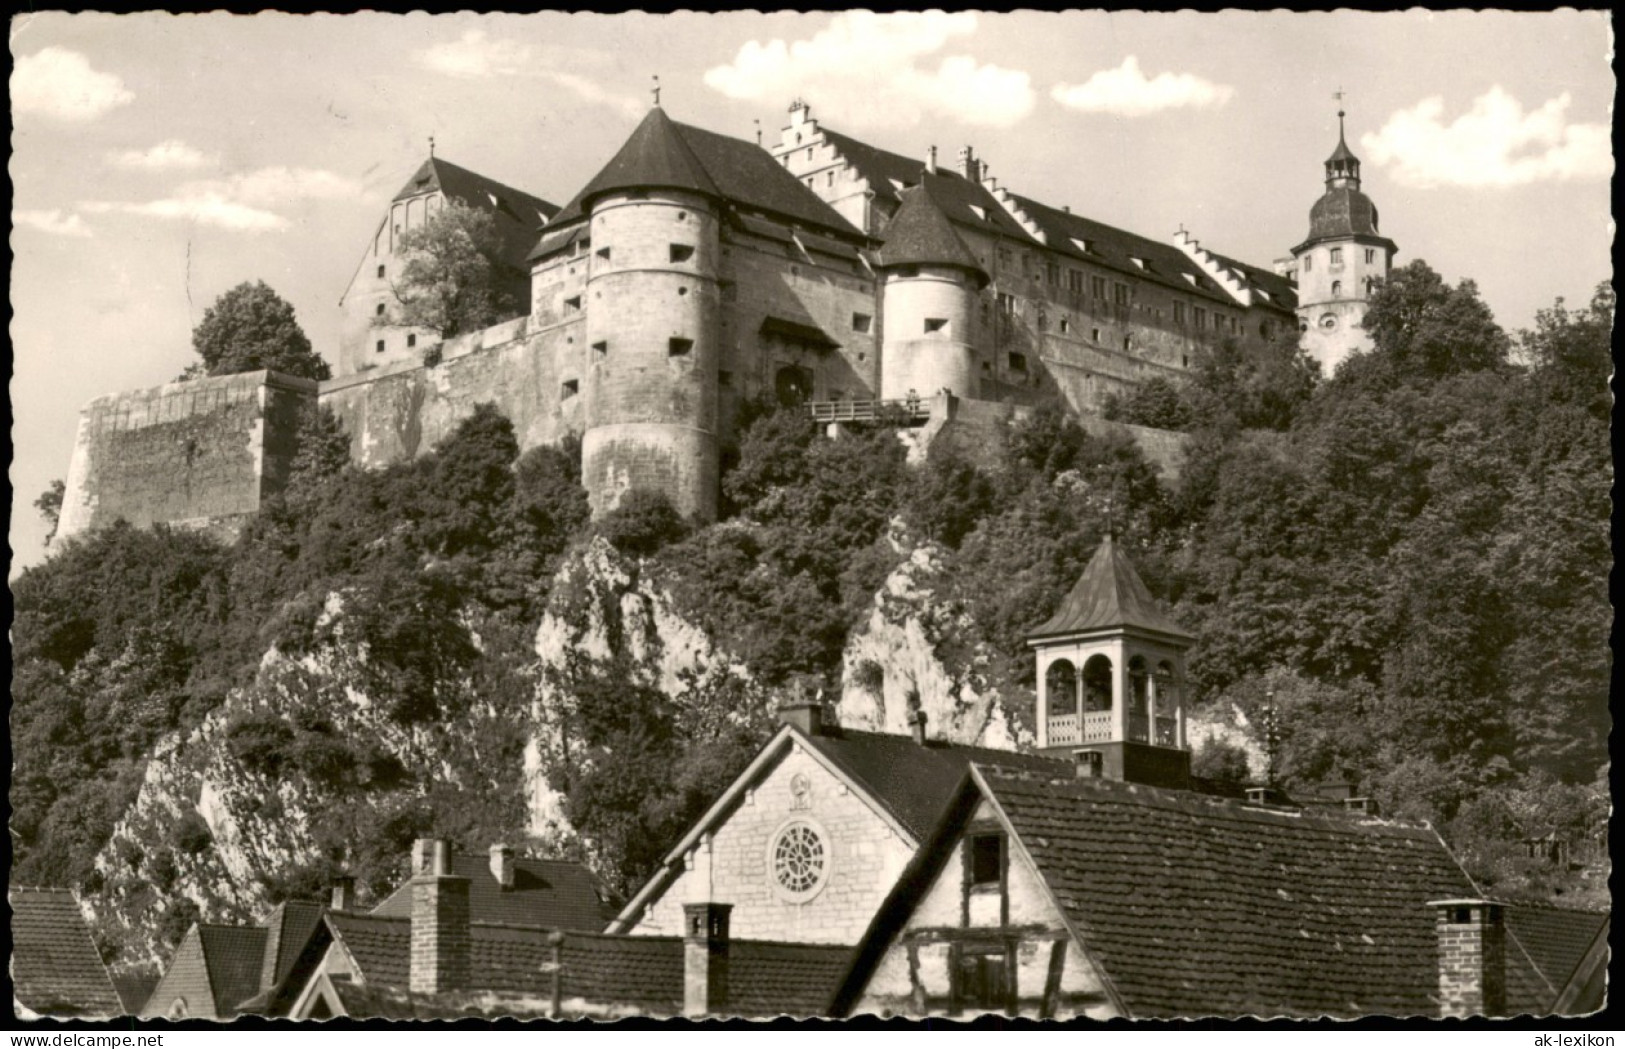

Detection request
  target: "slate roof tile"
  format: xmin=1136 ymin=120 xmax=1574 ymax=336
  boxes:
xmin=9 ymin=888 xmax=124 ymax=1018
xmin=392 ymin=156 xmax=558 ymax=275
xmin=974 ymin=768 xmax=1554 ymax=1018
xmin=1504 ymin=904 xmax=1609 ymax=1004
xmin=196 ymin=925 xmax=269 ymax=1017
xmin=875 ymin=184 xmax=987 ymax=282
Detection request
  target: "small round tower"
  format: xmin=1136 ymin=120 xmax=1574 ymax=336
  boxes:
xmin=577 ymin=107 xmax=722 ymax=521
xmin=875 ymin=182 xmax=988 ymax=401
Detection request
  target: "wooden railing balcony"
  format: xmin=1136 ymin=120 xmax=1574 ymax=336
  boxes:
xmin=1127 ymin=713 xmax=1150 ymax=744
xmin=808 ymin=398 xmax=931 ymax=426
xmin=1154 ymin=716 xmax=1178 ymax=748
xmin=1047 ymin=710 xmax=1114 ymax=746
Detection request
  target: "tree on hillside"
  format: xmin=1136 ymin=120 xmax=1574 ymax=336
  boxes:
xmin=1343 ymin=260 xmax=1509 ymax=389
xmin=387 ymin=202 xmax=520 ymax=342
xmin=35 ymin=479 xmax=65 ymax=546
xmin=190 ymin=280 xmax=330 ymax=381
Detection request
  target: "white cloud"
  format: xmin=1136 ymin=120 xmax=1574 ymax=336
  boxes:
xmin=1051 ymin=56 xmax=1233 ymax=118
xmin=416 ymin=30 xmax=643 ymax=117
xmin=11 ymin=46 xmax=134 ymax=121
xmin=80 ymin=166 xmax=365 ymax=233
xmin=1361 ymin=87 xmax=1612 ymax=189
xmin=108 ymin=140 xmax=216 ymax=171
xmin=418 ymin=29 xmax=532 ymax=78
xmin=704 ymin=12 xmax=1035 ymax=130
xmin=13 ymin=209 xmax=93 ymax=238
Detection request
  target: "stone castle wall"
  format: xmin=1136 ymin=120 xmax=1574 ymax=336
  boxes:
xmin=56 ymin=369 xmax=317 ymax=544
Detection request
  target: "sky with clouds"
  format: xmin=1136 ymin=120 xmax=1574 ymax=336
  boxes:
xmin=9 ymin=10 xmax=1613 ymax=572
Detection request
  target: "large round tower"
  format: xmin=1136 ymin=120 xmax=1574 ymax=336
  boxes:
xmin=577 ymin=107 xmax=723 ymax=521
xmin=875 ymin=182 xmax=988 ymax=401
xmin=1291 ymin=107 xmax=1399 ymax=373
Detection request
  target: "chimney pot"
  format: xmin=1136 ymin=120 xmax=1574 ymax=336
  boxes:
xmin=777 ymin=702 xmax=824 ymax=738
xmin=490 ymin=843 xmax=516 ymax=889
xmin=682 ymin=902 xmax=733 ymax=1018
xmin=1073 ymin=750 xmax=1104 ymax=779
xmin=329 ymin=874 xmax=356 ymax=912
xmin=410 ymin=844 xmax=471 ymax=996
xmin=925 ymin=145 xmax=938 ymax=175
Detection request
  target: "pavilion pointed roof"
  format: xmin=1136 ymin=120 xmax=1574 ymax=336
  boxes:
xmin=1027 ymin=534 xmax=1193 ymax=643
xmin=875 ymin=180 xmax=988 ymax=285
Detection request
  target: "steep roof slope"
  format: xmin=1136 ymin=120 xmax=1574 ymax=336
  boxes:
xmin=538 ymin=109 xmax=863 ymax=249
xmin=1505 ymin=905 xmax=1610 ymax=1007
xmin=875 ymin=184 xmax=987 ymax=281
xmin=1027 ymin=534 xmax=1193 ymax=642
xmin=370 ymin=854 xmax=613 ymax=932
xmin=975 ymin=768 xmax=1543 ymax=1018
xmin=9 ymin=888 xmax=124 ymax=1017
xmin=816 ymin=130 xmax=1030 ymax=242
xmin=196 ymin=925 xmax=270 ymax=1017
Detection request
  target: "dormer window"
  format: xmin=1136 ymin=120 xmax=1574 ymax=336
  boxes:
xmin=969 ymin=204 xmax=988 ymax=221
xmin=1070 ymin=237 xmax=1094 ymax=254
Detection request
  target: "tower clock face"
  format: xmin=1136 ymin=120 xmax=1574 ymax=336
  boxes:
xmin=1319 ymin=313 xmax=1338 ymax=329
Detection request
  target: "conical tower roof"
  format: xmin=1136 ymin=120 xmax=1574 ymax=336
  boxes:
xmin=875 ymin=180 xmax=988 ymax=286
xmin=1027 ymin=535 xmax=1193 ymax=643
xmin=572 ymin=105 xmax=720 ymax=210
xmin=1325 ymin=124 xmax=1359 ymax=167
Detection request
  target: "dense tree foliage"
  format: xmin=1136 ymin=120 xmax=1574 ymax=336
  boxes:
xmin=386 ymin=202 xmax=521 ymax=341
xmin=35 ymin=478 xmax=65 ymax=545
xmin=188 ymin=280 xmax=331 ymax=381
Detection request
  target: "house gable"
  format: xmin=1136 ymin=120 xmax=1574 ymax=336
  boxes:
xmin=628 ymin=732 xmax=916 ymax=946
xmin=141 ymin=926 xmax=217 ymax=1019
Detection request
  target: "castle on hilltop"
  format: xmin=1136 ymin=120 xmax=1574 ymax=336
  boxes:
xmin=56 ymin=100 xmax=1395 ymax=542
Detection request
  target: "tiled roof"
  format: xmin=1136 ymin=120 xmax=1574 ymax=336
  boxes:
xmin=259 ymin=900 xmax=328 ymax=993
xmin=805 ymin=727 xmax=1068 ymax=843
xmin=370 ymin=854 xmax=614 ymax=932
xmin=111 ymin=970 xmax=158 ymax=1015
xmin=817 ymin=132 xmax=1030 ymax=241
xmin=974 ymin=767 xmax=1531 ymax=1018
xmin=325 ymin=910 xmax=845 ymax=1018
xmin=540 ymin=111 xmax=861 ymax=248
xmin=1027 ymin=534 xmax=1193 ymax=643
xmin=1505 ymin=905 xmax=1610 ymax=1007
xmin=1213 ymin=253 xmax=1300 ymax=312
xmin=196 ymin=925 xmax=269 ymax=1017
xmin=875 ymin=185 xmax=987 ymax=282
xmin=392 ymin=155 xmax=558 ymax=274
xmin=9 ymin=888 xmax=124 ymax=1017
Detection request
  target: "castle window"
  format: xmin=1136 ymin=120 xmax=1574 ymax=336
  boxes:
xmin=377 ymin=264 xmax=385 ymax=279
xmin=1059 ymin=318 xmax=1070 ymax=334
xmin=924 ymin=317 xmax=949 ymax=335
xmin=564 ymin=295 xmax=582 ymax=313
xmin=1193 ymin=306 xmax=1206 ymax=329
xmin=1330 ymin=247 xmax=1343 ymax=266
xmin=593 ymin=340 xmax=608 ymax=355
xmin=1174 ymin=302 xmax=1186 ymax=325
xmin=670 ymin=244 xmax=694 ymax=263
xmin=995 ymin=292 xmax=1014 ymax=315
xmin=1331 ymin=280 xmax=1342 ymax=297
xmin=1068 ymin=269 xmax=1083 ymax=293
xmin=1090 ymin=275 xmax=1107 ymax=299
xmin=375 ymin=340 xmax=385 ymax=354
xmin=1090 ymin=327 xmax=1101 ymax=342
xmin=806 ymin=147 xmax=814 ymax=161
xmin=668 ymin=337 xmax=693 ymax=357
xmin=678 ymin=287 xmax=688 ymax=297
xmin=407 ymin=334 xmax=416 ymax=348
xmin=806 ymin=178 xmax=815 ymax=189
xmin=376 ymin=303 xmax=386 ymax=317
xmin=676 ymin=211 xmax=687 ymax=221
xmin=827 ymin=171 xmax=835 ymax=187
xmin=1008 ymin=352 xmax=1027 ymax=372
xmin=951 ymin=946 xmax=1011 ymax=1015
xmin=719 ymin=370 xmax=732 ymax=387
xmin=561 ymin=379 xmax=579 ymax=399
xmin=1124 ymin=334 xmax=1133 ymax=352
xmin=969 ymin=834 xmax=1002 ymax=888
xmin=596 ymin=247 xmax=611 ymax=262
xmin=1302 ymin=255 xmax=1312 ymax=272
xmin=1045 ymin=262 xmax=1059 ymax=285
xmin=1365 ymin=248 xmax=1376 ymax=265
xmin=1182 ymin=354 xmax=1189 ymax=368
xmin=851 ymin=313 xmax=872 ymax=333
xmin=1113 ymin=283 xmax=1131 ymax=305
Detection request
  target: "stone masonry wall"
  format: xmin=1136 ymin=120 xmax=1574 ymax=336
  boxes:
xmin=57 ymin=369 xmax=317 ymax=543
xmin=633 ymin=745 xmax=915 ymax=946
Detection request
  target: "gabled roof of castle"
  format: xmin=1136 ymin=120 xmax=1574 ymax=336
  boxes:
xmin=818 ymin=128 xmax=1029 ymax=240
xmin=370 ymin=853 xmax=615 ymax=932
xmin=875 ymin=182 xmax=987 ymax=283
xmin=536 ymin=108 xmax=862 ymax=255
xmin=1027 ymin=534 xmax=1193 ymax=643
xmin=9 ymin=888 xmax=124 ymax=1018
xmin=391 ymin=155 xmax=558 ymax=273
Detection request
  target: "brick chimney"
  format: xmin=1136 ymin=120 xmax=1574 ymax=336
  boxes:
xmin=329 ymin=874 xmax=355 ymax=912
xmin=958 ymin=145 xmax=978 ymax=181
xmin=682 ymin=902 xmax=733 ymax=1018
xmin=1430 ymin=899 xmax=1506 ymax=1017
xmin=925 ymin=145 xmax=938 ymax=175
xmin=1073 ymin=749 xmax=1104 ymax=779
xmin=777 ymin=702 xmax=823 ymax=738
xmin=908 ymin=708 xmax=929 ymax=745
xmin=410 ymin=839 xmax=471 ymax=996
xmin=489 ymin=843 xmax=516 ymax=890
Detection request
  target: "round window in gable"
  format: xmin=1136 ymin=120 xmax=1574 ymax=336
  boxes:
xmin=1319 ymin=313 xmax=1338 ymax=329
xmin=768 ymin=818 xmax=830 ymax=903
